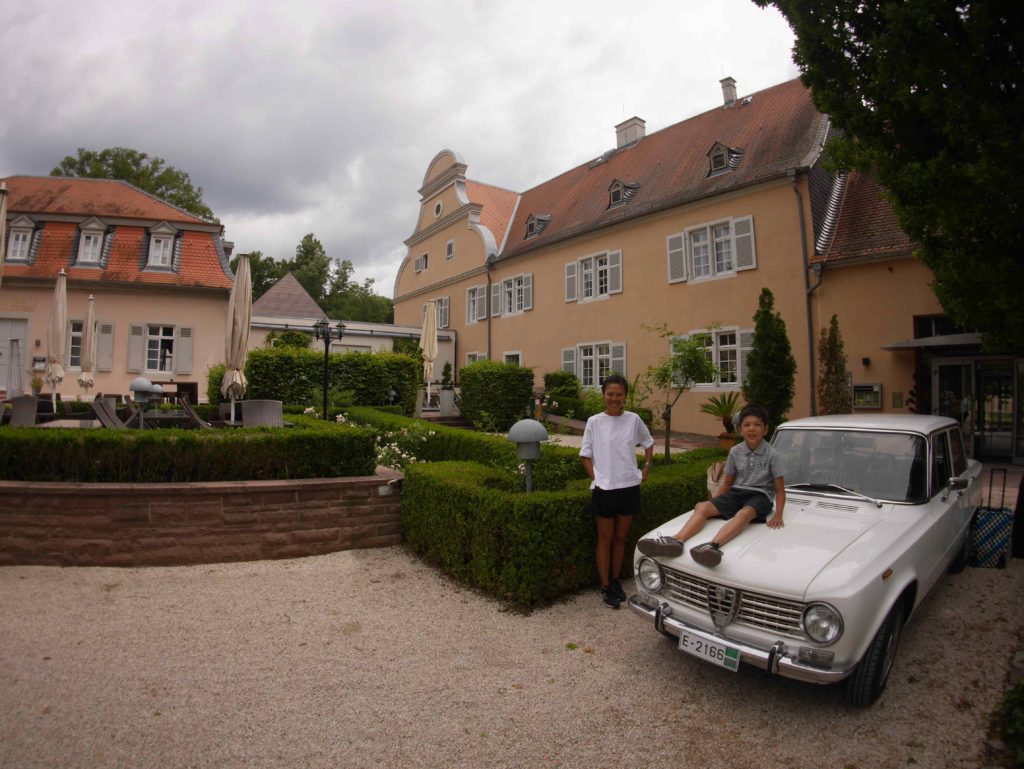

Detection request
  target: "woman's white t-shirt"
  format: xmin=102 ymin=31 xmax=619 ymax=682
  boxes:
xmin=579 ymin=411 xmax=655 ymax=490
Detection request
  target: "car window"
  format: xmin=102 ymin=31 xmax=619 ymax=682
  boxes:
xmin=930 ymin=433 xmax=952 ymax=497
xmin=948 ymin=428 xmax=967 ymax=476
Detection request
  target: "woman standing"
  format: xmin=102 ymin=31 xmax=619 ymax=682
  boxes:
xmin=579 ymin=374 xmax=655 ymax=609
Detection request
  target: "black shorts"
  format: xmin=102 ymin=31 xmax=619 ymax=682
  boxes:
xmin=711 ymin=489 xmax=773 ymax=522
xmin=591 ymin=485 xmax=641 ymax=519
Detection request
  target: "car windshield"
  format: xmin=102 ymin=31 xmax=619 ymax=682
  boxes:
xmin=772 ymin=428 xmax=928 ymax=504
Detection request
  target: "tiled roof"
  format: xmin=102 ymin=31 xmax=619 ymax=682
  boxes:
xmin=3 ymin=176 xmax=208 ymax=223
xmin=253 ymin=272 xmax=325 ymax=319
xmin=815 ymin=171 xmax=916 ymax=264
xmin=1 ymin=176 xmax=232 ymax=290
xmin=500 ymin=78 xmax=826 ymax=259
xmin=464 ymin=180 xmax=519 ymax=252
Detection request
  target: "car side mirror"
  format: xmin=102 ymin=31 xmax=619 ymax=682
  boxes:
xmin=947 ymin=477 xmax=968 ymax=491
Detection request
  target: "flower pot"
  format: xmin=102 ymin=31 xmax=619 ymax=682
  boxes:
xmin=439 ymin=389 xmax=455 ymax=416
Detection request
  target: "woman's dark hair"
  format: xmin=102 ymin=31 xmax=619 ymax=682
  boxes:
xmin=601 ymin=374 xmax=628 ymax=394
xmin=738 ymin=403 xmax=769 ymax=425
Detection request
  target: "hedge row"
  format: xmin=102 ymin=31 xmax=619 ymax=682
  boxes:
xmin=546 ymin=393 xmax=654 ymax=427
xmin=457 ymin=359 xmax=535 ymax=431
xmin=0 ymin=415 xmax=377 ymax=482
xmin=401 ymin=448 xmax=726 ymax=605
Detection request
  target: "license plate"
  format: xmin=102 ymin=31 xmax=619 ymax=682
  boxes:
xmin=678 ymin=631 xmax=740 ymax=672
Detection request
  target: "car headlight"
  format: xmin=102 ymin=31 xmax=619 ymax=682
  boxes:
xmin=637 ymin=557 xmax=664 ymax=593
xmin=802 ymin=603 xmax=844 ymax=645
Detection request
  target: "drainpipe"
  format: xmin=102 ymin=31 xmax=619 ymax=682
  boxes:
xmin=789 ymin=168 xmax=818 ymax=416
xmin=485 ymin=252 xmax=497 ymax=360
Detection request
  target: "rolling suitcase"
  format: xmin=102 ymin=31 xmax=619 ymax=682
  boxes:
xmin=971 ymin=468 xmax=1013 ymax=569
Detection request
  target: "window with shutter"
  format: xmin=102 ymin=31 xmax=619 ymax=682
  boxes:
xmin=733 ymin=215 xmax=756 ymax=271
xmin=491 ymin=283 xmax=502 ymax=317
xmin=127 ymin=324 xmax=145 ymax=373
xmin=522 ymin=273 xmax=533 ymax=310
xmin=562 ymin=347 xmax=576 ymax=374
xmin=96 ymin=323 xmax=114 ymax=372
xmin=445 ymin=240 xmax=455 ymax=260
xmin=436 ymin=297 xmax=450 ymax=329
xmin=175 ymin=327 xmax=194 ymax=375
xmin=475 ymin=285 xmax=487 ymax=321
xmin=667 ymin=234 xmax=686 ymax=283
xmin=610 ymin=343 xmax=625 ymax=378
xmin=607 ymin=252 xmax=622 ymax=294
xmin=564 ymin=262 xmax=577 ymax=302
xmin=683 ymin=215 xmax=756 ymax=281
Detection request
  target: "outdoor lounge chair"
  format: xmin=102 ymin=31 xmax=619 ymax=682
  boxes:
xmin=91 ymin=399 xmax=128 ymax=429
xmin=9 ymin=395 xmax=39 ymax=427
xmin=179 ymin=394 xmax=213 ymax=429
xmin=240 ymin=399 xmax=284 ymax=427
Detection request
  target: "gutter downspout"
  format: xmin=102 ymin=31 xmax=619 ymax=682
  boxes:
xmin=485 ymin=253 xmax=498 ymax=360
xmin=789 ymin=169 xmax=819 ymax=416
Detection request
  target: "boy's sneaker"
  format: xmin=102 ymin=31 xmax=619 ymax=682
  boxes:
xmin=610 ymin=578 xmax=627 ymax=602
xmin=600 ymin=586 xmax=621 ymax=609
xmin=637 ymin=535 xmax=684 ymax=558
xmin=691 ymin=542 xmax=722 ymax=567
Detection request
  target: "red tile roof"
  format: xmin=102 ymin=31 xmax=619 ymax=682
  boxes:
xmin=1 ymin=176 xmax=232 ymax=290
xmin=500 ymin=78 xmax=826 ymax=258
xmin=465 ymin=180 xmax=519 ymax=251
xmin=816 ymin=171 xmax=916 ymax=264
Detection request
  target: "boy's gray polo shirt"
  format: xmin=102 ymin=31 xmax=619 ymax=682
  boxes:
xmin=724 ymin=439 xmax=784 ymax=501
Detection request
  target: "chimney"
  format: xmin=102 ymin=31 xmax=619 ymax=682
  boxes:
xmin=720 ymin=76 xmax=737 ymax=107
xmin=615 ymin=116 xmax=646 ymax=149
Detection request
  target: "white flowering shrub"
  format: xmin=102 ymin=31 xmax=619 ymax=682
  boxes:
xmin=375 ymin=424 xmax=437 ymax=470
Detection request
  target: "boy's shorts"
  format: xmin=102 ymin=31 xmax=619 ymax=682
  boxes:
xmin=711 ymin=489 xmax=773 ymax=522
xmin=591 ymin=485 xmax=641 ymax=518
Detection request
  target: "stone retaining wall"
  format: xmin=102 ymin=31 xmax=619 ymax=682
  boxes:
xmin=0 ymin=467 xmax=403 ymax=567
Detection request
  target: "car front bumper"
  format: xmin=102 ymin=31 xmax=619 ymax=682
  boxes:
xmin=627 ymin=594 xmax=854 ymax=685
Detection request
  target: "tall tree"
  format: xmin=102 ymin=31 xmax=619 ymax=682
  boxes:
xmin=230 ymin=251 xmax=287 ymax=302
xmin=755 ymin=0 xmax=1024 ymax=350
xmin=323 ymin=258 xmax=394 ymax=323
xmin=743 ymin=288 xmax=797 ymax=434
xmin=290 ymin=233 xmax=332 ymax=304
xmin=817 ymin=314 xmax=852 ymax=415
xmin=51 ymin=147 xmax=217 ymax=221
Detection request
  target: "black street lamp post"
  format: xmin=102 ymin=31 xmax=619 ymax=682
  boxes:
xmin=312 ymin=319 xmax=346 ymax=420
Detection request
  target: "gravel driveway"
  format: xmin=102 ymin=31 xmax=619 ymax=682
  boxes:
xmin=1 ymin=547 xmax=1020 ymax=769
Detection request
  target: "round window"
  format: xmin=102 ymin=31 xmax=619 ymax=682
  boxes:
xmin=434 ymin=201 xmax=443 ymax=218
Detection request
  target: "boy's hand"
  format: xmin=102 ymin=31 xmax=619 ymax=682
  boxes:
xmin=767 ymin=515 xmax=784 ymax=529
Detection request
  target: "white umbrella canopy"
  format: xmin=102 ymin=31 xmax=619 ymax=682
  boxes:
xmin=220 ymin=253 xmax=252 ymax=420
xmin=77 ymin=294 xmax=95 ymax=393
xmin=419 ymin=300 xmax=438 ymax=398
xmin=0 ymin=182 xmax=8 ymax=292
xmin=45 ymin=269 xmax=68 ymax=401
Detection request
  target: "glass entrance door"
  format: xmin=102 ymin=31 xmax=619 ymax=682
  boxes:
xmin=977 ymin=361 xmax=1014 ymax=460
xmin=933 ymin=359 xmax=975 ymax=456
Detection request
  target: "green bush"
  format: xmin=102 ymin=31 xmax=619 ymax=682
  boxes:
xmin=458 ymin=360 xmax=535 ymax=432
xmin=0 ymin=415 xmax=377 ymax=482
xmin=206 ymin=363 xmax=227 ymax=405
xmin=543 ymin=371 xmax=581 ymax=399
xmin=401 ymin=449 xmax=725 ymax=606
xmin=545 ymin=393 xmax=653 ymax=427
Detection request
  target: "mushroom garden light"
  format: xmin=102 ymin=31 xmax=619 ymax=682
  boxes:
xmin=507 ymin=418 xmax=549 ymax=493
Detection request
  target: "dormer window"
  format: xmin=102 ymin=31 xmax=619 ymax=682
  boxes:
xmin=147 ymin=221 xmax=177 ymax=268
xmin=707 ymin=143 xmax=744 ymax=177
xmin=5 ymin=215 xmax=35 ymax=262
xmin=76 ymin=217 xmax=105 ymax=264
xmin=607 ymin=180 xmax=640 ymax=210
xmin=525 ymin=214 xmax=552 ymax=240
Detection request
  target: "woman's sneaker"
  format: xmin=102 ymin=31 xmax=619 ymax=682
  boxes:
xmin=610 ymin=578 xmax=627 ymax=602
xmin=600 ymin=585 xmax=621 ymax=609
xmin=637 ymin=535 xmax=684 ymax=557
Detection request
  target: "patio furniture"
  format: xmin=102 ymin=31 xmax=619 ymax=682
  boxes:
xmin=241 ymin=399 xmax=284 ymax=427
xmin=179 ymin=394 xmax=213 ymax=429
xmin=91 ymin=399 xmax=128 ymax=429
xmin=10 ymin=395 xmax=39 ymax=427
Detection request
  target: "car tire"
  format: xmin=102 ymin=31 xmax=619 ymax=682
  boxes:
xmin=845 ymin=599 xmax=904 ymax=707
xmin=949 ymin=529 xmax=971 ymax=574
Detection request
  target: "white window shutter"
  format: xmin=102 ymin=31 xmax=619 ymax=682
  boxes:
xmin=96 ymin=322 xmax=114 ymax=372
xmin=522 ymin=273 xmax=533 ymax=310
xmin=564 ymin=262 xmax=577 ymax=302
xmin=667 ymin=234 xmax=687 ymax=283
xmin=610 ymin=343 xmax=626 ymax=378
xmin=734 ymin=216 xmax=756 ymax=271
xmin=608 ymin=251 xmax=622 ymax=294
xmin=561 ymin=347 xmax=576 ymax=374
xmin=127 ymin=324 xmax=144 ymax=373
xmin=491 ymin=282 xmax=502 ymax=317
xmin=738 ymin=329 xmax=755 ymax=385
xmin=175 ymin=327 xmax=194 ymax=375
xmin=413 ymin=256 xmax=422 ymax=273
xmin=475 ymin=286 xmax=487 ymax=321
xmin=438 ymin=296 xmax=449 ymax=328
xmin=466 ymin=288 xmax=475 ymax=323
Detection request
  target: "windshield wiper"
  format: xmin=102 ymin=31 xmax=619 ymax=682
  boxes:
xmin=787 ymin=482 xmax=882 ymax=508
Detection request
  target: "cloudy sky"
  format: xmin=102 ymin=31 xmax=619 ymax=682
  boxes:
xmin=0 ymin=0 xmax=798 ymax=295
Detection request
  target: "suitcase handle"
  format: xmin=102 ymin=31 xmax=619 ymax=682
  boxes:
xmin=988 ymin=467 xmax=1007 ymax=509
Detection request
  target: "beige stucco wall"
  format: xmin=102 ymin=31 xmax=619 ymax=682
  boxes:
xmin=0 ymin=283 xmax=227 ymax=402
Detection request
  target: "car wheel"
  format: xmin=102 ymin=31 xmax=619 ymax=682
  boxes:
xmin=845 ymin=599 xmax=904 ymax=707
xmin=948 ymin=529 xmax=971 ymax=574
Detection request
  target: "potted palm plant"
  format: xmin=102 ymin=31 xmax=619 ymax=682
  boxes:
xmin=700 ymin=392 xmax=741 ymax=449
xmin=438 ymin=362 xmax=456 ymax=416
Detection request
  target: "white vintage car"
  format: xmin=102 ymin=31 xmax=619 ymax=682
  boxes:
xmin=629 ymin=414 xmax=982 ymax=705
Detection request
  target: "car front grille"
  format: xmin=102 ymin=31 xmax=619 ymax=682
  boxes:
xmin=662 ymin=565 xmax=806 ymax=639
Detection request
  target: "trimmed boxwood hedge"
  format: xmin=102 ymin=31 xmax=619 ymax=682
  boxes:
xmin=401 ymin=447 xmax=726 ymax=606
xmin=0 ymin=415 xmax=377 ymax=482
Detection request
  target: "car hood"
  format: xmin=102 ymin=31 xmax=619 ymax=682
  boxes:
xmin=641 ymin=496 xmax=892 ymax=599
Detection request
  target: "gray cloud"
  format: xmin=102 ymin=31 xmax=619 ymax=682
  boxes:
xmin=0 ymin=0 xmax=798 ymax=290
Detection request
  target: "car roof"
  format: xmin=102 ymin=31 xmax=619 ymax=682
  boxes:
xmin=777 ymin=414 xmax=960 ymax=436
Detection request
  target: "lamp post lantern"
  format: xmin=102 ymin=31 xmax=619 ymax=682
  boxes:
xmin=312 ymin=319 xmax=346 ymax=421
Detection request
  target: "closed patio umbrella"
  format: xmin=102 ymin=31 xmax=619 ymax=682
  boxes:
xmin=220 ymin=253 xmax=252 ymax=422
xmin=77 ymin=294 xmax=95 ymax=393
xmin=0 ymin=182 xmax=8 ymax=292
xmin=45 ymin=269 xmax=68 ymax=404
xmin=419 ymin=300 xmax=438 ymax=402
